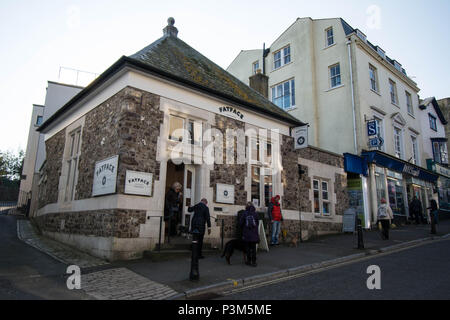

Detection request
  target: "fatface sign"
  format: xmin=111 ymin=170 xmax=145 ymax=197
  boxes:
xmin=216 ymin=183 xmax=235 ymax=204
xmin=125 ymin=171 xmax=153 ymax=196
xmin=293 ymin=126 xmax=308 ymax=149
xmin=92 ymin=155 xmax=118 ymax=196
xmin=219 ymin=106 xmax=244 ymax=120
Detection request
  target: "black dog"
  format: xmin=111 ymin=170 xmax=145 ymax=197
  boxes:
xmin=221 ymin=239 xmax=247 ymax=265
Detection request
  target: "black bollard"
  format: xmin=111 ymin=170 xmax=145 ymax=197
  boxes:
xmin=190 ymin=231 xmax=200 ymax=281
xmin=357 ymin=217 xmax=364 ymax=249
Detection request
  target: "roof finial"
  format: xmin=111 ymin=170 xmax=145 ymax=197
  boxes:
xmin=163 ymin=17 xmax=178 ymax=38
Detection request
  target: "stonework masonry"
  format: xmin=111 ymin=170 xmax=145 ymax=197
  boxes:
xmin=38 ymin=129 xmax=65 ymax=209
xmin=76 ymin=86 xmax=164 ymax=199
xmin=210 ymin=114 xmax=247 ymax=205
xmin=33 ymin=209 xmax=146 ymax=238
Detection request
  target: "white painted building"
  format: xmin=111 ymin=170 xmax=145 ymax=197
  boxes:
xmin=19 ymin=81 xmax=83 ymax=217
xmin=227 ymin=17 xmax=439 ymax=227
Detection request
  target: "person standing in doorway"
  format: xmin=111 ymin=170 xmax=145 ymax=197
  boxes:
xmin=377 ymin=198 xmax=394 ymax=240
xmin=409 ymin=196 xmax=422 ymax=225
xmin=240 ymin=202 xmax=259 ymax=267
xmin=268 ymin=195 xmax=283 ymax=246
xmin=428 ymin=199 xmax=439 ymax=235
xmin=164 ymin=182 xmax=183 ymax=237
xmin=188 ymin=198 xmax=211 ymax=259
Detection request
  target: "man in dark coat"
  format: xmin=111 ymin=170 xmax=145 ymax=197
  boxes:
xmin=164 ymin=182 xmax=182 ymax=236
xmin=409 ymin=196 xmax=422 ymax=225
xmin=240 ymin=202 xmax=259 ymax=267
xmin=188 ymin=198 xmax=211 ymax=259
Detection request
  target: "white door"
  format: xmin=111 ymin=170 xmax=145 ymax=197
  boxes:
xmin=182 ymin=165 xmax=195 ymax=229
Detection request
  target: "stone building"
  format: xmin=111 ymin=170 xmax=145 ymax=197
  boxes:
xmin=34 ymin=18 xmax=348 ymax=261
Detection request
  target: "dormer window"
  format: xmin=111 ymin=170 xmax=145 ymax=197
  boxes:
xmin=356 ymin=29 xmax=367 ymax=42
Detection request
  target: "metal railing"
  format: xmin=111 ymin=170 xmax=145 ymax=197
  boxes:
xmin=147 ymin=216 xmax=164 ymax=252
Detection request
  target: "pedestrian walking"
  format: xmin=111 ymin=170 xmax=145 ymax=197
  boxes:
xmin=268 ymin=195 xmax=283 ymax=245
xmin=409 ymin=196 xmax=422 ymax=225
xmin=428 ymin=199 xmax=439 ymax=235
xmin=377 ymin=198 xmax=394 ymax=240
xmin=240 ymin=202 xmax=259 ymax=267
xmin=188 ymin=198 xmax=211 ymax=259
xmin=164 ymin=182 xmax=183 ymax=236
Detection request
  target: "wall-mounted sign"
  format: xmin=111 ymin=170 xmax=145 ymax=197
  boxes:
xmin=369 ymin=136 xmax=384 ymax=148
xmin=124 ymin=170 xmax=153 ymax=196
xmin=92 ymin=155 xmax=118 ymax=197
xmin=219 ymin=106 xmax=244 ymax=120
xmin=293 ymin=126 xmax=308 ymax=149
xmin=367 ymin=120 xmax=377 ymax=137
xmin=403 ymin=164 xmax=420 ymax=177
xmin=216 ymin=183 xmax=235 ymax=204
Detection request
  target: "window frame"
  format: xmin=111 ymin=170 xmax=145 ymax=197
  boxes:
xmin=393 ymin=126 xmax=404 ymax=159
xmin=389 ymin=79 xmax=398 ymax=105
xmin=273 ymin=45 xmax=291 ymax=70
xmin=406 ymin=91 xmax=414 ymax=116
xmin=369 ymin=64 xmax=378 ymax=92
xmin=429 ymin=114 xmax=437 ymax=131
xmin=252 ymin=60 xmax=260 ymax=75
xmin=64 ymin=127 xmax=82 ymax=202
xmin=325 ymin=27 xmax=334 ymax=47
xmin=250 ymin=137 xmax=274 ymax=208
xmin=313 ymin=178 xmax=332 ymax=216
xmin=373 ymin=116 xmax=385 ymax=152
xmin=411 ymin=135 xmax=419 ymax=165
xmin=271 ymin=78 xmax=296 ymax=110
xmin=329 ymin=63 xmax=341 ymax=88
xmin=168 ymin=114 xmax=202 ymax=146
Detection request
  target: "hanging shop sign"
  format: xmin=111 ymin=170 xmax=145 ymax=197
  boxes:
xmin=124 ymin=170 xmax=153 ymax=196
xmin=367 ymin=120 xmax=377 ymax=137
xmin=293 ymin=126 xmax=308 ymax=149
xmin=92 ymin=155 xmax=118 ymax=196
xmin=216 ymin=183 xmax=235 ymax=204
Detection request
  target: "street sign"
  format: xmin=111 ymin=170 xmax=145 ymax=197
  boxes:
xmin=367 ymin=120 xmax=377 ymax=137
xmin=369 ymin=136 xmax=384 ymax=148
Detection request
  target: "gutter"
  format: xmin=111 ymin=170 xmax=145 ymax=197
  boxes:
xmin=347 ymin=38 xmax=358 ymax=154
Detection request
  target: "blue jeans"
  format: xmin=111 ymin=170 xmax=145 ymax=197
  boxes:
xmin=271 ymin=221 xmax=281 ymax=244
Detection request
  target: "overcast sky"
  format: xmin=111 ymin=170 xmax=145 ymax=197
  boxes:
xmin=0 ymin=0 xmax=449 ymax=154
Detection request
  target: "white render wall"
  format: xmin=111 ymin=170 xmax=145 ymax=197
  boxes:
xmin=19 ymin=104 xmax=44 ymax=196
xmin=226 ymin=49 xmax=262 ymax=85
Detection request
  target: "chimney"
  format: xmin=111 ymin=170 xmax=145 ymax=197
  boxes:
xmin=249 ymin=69 xmax=269 ymax=98
xmin=163 ymin=17 xmax=178 ymax=37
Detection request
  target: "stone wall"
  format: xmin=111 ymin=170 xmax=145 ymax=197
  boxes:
xmin=281 ymin=135 xmax=300 ymax=210
xmin=38 ymin=129 xmax=65 ymax=209
xmin=76 ymin=86 xmax=163 ymax=199
xmin=33 ymin=209 xmax=146 ymax=238
xmin=210 ymin=114 xmax=247 ymax=205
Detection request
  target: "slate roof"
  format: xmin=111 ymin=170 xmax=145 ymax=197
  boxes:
xmin=128 ymin=34 xmax=304 ymax=126
xmin=39 ymin=28 xmax=304 ymax=132
xmin=420 ymin=97 xmax=448 ymax=125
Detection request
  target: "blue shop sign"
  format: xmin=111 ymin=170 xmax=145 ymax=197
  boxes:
xmin=361 ymin=151 xmax=438 ymax=182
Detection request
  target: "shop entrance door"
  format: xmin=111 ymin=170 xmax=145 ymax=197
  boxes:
xmin=182 ymin=165 xmax=196 ymax=230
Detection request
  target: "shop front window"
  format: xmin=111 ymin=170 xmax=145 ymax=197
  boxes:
xmin=387 ymin=177 xmax=405 ymax=216
xmin=375 ymin=167 xmax=386 ymax=204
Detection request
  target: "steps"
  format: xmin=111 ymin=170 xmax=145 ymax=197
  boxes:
xmin=143 ymin=237 xmax=221 ymax=261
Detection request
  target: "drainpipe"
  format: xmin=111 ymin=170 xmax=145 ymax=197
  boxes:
xmin=347 ymin=38 xmax=358 ymax=154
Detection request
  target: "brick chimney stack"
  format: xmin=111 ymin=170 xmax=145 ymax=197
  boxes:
xmin=249 ymin=69 xmax=269 ymax=98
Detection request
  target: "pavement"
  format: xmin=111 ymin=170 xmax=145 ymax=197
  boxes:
xmin=10 ymin=210 xmax=450 ymax=300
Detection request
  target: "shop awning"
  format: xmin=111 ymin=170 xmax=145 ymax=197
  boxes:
xmin=361 ymin=150 xmax=438 ymax=183
xmin=344 ymin=153 xmax=368 ymax=176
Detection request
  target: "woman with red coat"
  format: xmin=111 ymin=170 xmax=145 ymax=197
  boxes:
xmin=268 ymin=195 xmax=283 ymax=245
